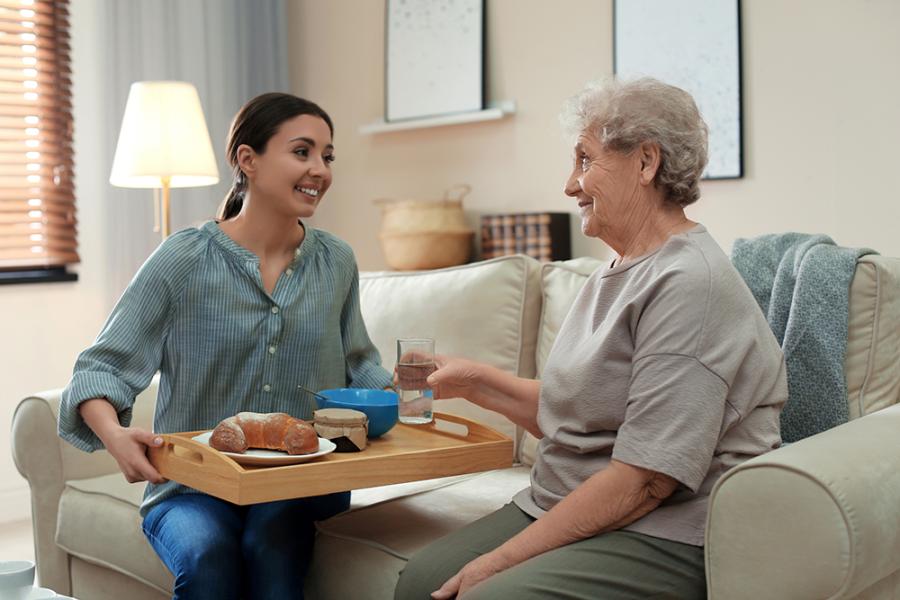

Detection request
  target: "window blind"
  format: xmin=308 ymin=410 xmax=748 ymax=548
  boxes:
xmin=0 ymin=0 xmax=75 ymax=271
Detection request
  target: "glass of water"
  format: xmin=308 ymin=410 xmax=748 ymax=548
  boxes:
xmin=396 ymin=338 xmax=435 ymax=424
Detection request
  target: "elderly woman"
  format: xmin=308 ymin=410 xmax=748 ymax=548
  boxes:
xmin=394 ymin=77 xmax=787 ymax=600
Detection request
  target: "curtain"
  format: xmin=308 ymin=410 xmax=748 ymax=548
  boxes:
xmin=98 ymin=0 xmax=288 ymax=307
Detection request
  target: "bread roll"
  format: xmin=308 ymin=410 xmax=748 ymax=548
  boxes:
xmin=209 ymin=412 xmax=318 ymax=455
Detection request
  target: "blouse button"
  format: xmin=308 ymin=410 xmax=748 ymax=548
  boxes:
xmin=263 ymin=384 xmax=272 ymax=392
xmin=268 ymin=345 xmax=277 ymax=355
xmin=271 ymin=306 xmax=280 ymax=314
xmin=285 ymin=268 xmax=294 ymax=276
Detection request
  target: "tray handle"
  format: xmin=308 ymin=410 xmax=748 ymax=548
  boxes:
xmin=148 ymin=433 xmax=244 ymax=480
xmin=431 ymin=412 xmax=509 ymax=442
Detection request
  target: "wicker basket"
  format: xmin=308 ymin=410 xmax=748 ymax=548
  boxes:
xmin=378 ymin=230 xmax=474 ymax=271
xmin=376 ymin=198 xmax=470 ymax=233
xmin=375 ymin=185 xmax=475 ymax=270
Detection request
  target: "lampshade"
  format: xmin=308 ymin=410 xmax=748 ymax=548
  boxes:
xmin=109 ymin=81 xmax=219 ymax=188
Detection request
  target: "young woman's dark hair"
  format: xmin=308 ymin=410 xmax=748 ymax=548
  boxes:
xmin=218 ymin=93 xmax=334 ymax=220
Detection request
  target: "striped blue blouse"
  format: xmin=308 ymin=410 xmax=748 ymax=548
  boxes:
xmin=58 ymin=221 xmax=392 ymax=515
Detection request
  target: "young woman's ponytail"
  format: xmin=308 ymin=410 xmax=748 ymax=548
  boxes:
xmin=217 ymin=170 xmax=247 ymax=221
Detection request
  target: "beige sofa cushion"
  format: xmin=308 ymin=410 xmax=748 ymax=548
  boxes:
xmin=56 ymin=475 xmax=172 ymax=594
xmin=309 ymin=466 xmax=531 ymax=599
xmin=535 ymin=257 xmax=605 ymax=377
xmin=360 ymin=256 xmax=542 ymax=445
xmin=520 ymin=257 xmax=603 ymax=466
xmin=54 ymin=472 xmax=479 ymax=600
xmin=69 ymin=557 xmax=169 ymax=600
xmin=844 ymin=255 xmax=900 ymax=419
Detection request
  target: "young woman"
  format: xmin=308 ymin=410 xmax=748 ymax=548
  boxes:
xmin=58 ymin=93 xmax=392 ymax=600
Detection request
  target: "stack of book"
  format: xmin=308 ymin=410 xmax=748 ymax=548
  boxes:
xmin=480 ymin=212 xmax=571 ymax=262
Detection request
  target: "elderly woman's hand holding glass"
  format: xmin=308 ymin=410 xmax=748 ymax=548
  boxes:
xmin=395 ymin=78 xmax=787 ymax=600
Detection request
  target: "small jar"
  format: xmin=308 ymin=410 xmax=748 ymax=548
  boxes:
xmin=313 ymin=408 xmax=368 ymax=452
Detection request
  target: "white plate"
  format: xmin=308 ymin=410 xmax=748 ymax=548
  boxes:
xmin=192 ymin=431 xmax=336 ymax=466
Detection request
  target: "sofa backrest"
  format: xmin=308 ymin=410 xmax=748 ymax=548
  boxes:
xmin=519 ymin=257 xmax=604 ymax=465
xmin=519 ymin=254 xmax=900 ymax=465
xmin=844 ymin=255 xmax=900 ymax=418
xmin=535 ymin=257 xmax=606 ymax=376
xmin=360 ymin=255 xmax=543 ymax=447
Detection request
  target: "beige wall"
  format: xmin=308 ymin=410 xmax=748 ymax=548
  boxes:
xmin=0 ymin=0 xmax=109 ymax=523
xmin=289 ymin=0 xmax=900 ymax=270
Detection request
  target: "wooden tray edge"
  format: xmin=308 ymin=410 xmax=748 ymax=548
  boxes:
xmin=150 ymin=412 xmax=516 ymax=505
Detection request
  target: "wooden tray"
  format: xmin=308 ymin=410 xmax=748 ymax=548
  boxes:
xmin=147 ymin=412 xmax=513 ymax=505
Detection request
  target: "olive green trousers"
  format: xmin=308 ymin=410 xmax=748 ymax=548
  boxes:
xmin=394 ymin=503 xmax=706 ymax=600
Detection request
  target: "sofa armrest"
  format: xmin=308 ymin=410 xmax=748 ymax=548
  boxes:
xmin=11 ymin=393 xmax=80 ymax=595
xmin=706 ymin=403 xmax=900 ymax=599
xmin=11 ymin=376 xmax=160 ymax=594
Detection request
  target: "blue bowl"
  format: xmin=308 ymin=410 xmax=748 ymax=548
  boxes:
xmin=316 ymin=388 xmax=399 ymax=438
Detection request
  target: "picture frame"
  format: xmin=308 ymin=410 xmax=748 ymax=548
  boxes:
xmin=385 ymin=0 xmax=485 ymax=122
xmin=614 ymin=0 xmax=743 ymax=179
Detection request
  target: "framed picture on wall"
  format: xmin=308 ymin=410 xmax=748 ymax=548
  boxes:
xmin=614 ymin=0 xmax=743 ymax=179
xmin=385 ymin=0 xmax=485 ymax=122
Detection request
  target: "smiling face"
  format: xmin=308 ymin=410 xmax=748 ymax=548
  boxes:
xmin=564 ymin=130 xmax=645 ymax=240
xmin=238 ymin=114 xmax=334 ymax=219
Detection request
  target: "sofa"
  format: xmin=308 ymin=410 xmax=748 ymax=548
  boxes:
xmin=12 ymin=252 xmax=900 ymax=600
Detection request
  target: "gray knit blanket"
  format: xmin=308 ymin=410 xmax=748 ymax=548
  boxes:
xmin=731 ymin=233 xmax=875 ymax=443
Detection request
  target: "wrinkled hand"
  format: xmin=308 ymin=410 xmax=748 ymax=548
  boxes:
xmin=431 ymin=551 xmax=509 ymax=599
xmin=103 ymin=426 xmax=166 ymax=484
xmin=426 ymin=355 xmax=484 ymax=402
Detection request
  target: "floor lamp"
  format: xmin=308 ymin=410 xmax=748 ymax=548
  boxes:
xmin=109 ymin=81 xmax=219 ymax=238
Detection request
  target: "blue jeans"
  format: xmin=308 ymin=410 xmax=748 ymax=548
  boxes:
xmin=142 ymin=491 xmax=350 ymax=600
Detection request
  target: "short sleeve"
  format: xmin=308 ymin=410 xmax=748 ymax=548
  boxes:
xmin=612 ymin=353 xmax=728 ymax=492
xmin=612 ymin=259 xmax=729 ymax=492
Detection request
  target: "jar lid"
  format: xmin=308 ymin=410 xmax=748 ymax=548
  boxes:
xmin=314 ymin=408 xmax=368 ymax=426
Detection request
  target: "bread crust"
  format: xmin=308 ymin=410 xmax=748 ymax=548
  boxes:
xmin=209 ymin=412 xmax=318 ymax=455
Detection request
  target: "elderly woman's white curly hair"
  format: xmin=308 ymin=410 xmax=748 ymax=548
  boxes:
xmin=560 ymin=77 xmax=709 ymax=207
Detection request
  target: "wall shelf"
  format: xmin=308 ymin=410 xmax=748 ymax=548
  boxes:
xmin=359 ymin=101 xmax=516 ymax=135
